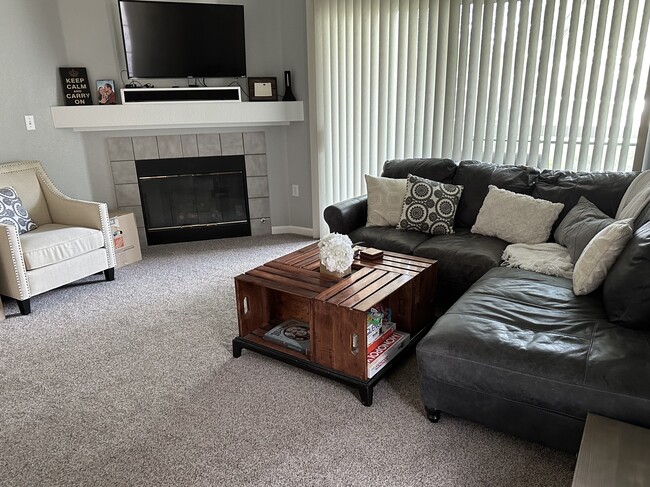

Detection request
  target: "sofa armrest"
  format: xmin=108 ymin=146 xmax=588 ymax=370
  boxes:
xmin=0 ymin=223 xmax=31 ymax=300
xmin=323 ymin=195 xmax=368 ymax=235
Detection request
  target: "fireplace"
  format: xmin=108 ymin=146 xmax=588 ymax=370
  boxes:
xmin=135 ymin=156 xmax=251 ymax=245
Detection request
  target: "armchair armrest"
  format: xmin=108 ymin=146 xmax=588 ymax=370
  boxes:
xmin=46 ymin=196 xmax=108 ymax=231
xmin=323 ymin=195 xmax=368 ymax=235
xmin=0 ymin=223 xmax=30 ymax=300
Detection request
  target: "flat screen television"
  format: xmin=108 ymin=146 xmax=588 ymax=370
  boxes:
xmin=118 ymin=0 xmax=247 ymax=79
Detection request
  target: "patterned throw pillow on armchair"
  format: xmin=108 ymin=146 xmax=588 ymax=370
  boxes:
xmin=0 ymin=186 xmax=38 ymax=234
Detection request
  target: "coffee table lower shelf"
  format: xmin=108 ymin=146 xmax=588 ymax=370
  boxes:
xmin=232 ymin=323 xmax=433 ymax=406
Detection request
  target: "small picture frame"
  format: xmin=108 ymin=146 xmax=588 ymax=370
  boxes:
xmin=248 ymin=77 xmax=278 ymax=101
xmin=96 ymin=79 xmax=117 ymax=105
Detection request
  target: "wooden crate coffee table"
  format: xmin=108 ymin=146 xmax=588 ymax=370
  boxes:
xmin=232 ymin=243 xmax=437 ymax=405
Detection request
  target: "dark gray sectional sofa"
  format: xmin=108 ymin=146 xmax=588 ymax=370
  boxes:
xmin=324 ymin=158 xmax=650 ymax=452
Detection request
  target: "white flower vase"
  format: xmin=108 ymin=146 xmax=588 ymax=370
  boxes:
xmin=319 ymin=262 xmax=351 ymax=280
xmin=318 ymin=233 xmax=354 ymax=280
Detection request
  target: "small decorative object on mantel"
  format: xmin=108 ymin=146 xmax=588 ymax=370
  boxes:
xmin=282 ymin=70 xmax=296 ymax=101
xmin=248 ymin=77 xmax=278 ymax=101
xmin=58 ymin=67 xmax=93 ymax=105
xmin=96 ymin=79 xmax=117 ymax=105
xmin=319 ymin=232 xmax=354 ymax=280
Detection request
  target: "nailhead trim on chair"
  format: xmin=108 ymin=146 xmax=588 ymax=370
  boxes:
xmin=2 ymin=224 xmax=30 ymax=299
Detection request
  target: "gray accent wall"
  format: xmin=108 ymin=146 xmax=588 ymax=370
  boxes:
xmin=0 ymin=0 xmax=95 ymax=201
xmin=0 ymin=0 xmax=312 ymax=233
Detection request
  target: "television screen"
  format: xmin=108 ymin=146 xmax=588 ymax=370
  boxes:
xmin=118 ymin=1 xmax=247 ymax=79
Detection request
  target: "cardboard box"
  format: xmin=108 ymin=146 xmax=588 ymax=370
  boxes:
xmin=109 ymin=210 xmax=142 ymax=268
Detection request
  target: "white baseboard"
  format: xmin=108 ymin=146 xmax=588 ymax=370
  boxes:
xmin=271 ymin=225 xmax=314 ymax=237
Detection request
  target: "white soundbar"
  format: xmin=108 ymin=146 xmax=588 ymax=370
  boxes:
xmin=121 ymin=86 xmax=242 ymax=104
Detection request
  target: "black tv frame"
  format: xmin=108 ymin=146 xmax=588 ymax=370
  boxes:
xmin=118 ymin=0 xmax=247 ymax=79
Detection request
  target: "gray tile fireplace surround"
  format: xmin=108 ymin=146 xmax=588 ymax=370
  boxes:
xmin=107 ymin=132 xmax=271 ymax=247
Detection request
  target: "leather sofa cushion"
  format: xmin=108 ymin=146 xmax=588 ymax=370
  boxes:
xmin=417 ymin=267 xmax=650 ymax=424
xmin=452 ymin=160 xmax=539 ymax=229
xmin=603 ymin=221 xmax=650 ymax=329
xmin=532 ymin=170 xmax=636 ymax=235
xmin=348 ymin=226 xmax=430 ymax=255
xmin=381 ymin=158 xmax=457 ymax=183
xmin=412 ymin=228 xmax=507 ymax=288
xmin=20 ymin=223 xmax=105 ymax=270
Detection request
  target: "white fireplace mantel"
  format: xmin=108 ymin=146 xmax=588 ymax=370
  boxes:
xmin=50 ymin=101 xmax=304 ymax=132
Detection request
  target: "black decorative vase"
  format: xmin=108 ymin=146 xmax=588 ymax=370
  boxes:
xmin=283 ymin=70 xmax=296 ymax=101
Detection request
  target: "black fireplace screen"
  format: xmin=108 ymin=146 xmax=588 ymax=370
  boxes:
xmin=136 ymin=156 xmax=251 ymax=245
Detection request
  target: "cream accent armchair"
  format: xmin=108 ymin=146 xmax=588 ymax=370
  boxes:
xmin=0 ymin=161 xmax=116 ymax=315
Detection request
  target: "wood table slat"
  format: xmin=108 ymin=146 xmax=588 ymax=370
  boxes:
xmin=326 ymin=270 xmax=390 ymax=306
xmin=338 ymin=272 xmax=401 ymax=308
xmin=381 ymin=251 xmax=437 ymax=264
xmin=353 ymin=274 xmax=413 ymax=312
xmin=235 ymin=274 xmax=318 ymax=299
xmin=355 ymin=262 xmax=418 ymax=276
xmin=264 ymin=262 xmax=331 ymax=284
xmin=315 ymin=267 xmax=375 ymax=302
xmin=247 ymin=268 xmax=329 ymax=293
xmin=379 ymin=254 xmax=431 ymax=269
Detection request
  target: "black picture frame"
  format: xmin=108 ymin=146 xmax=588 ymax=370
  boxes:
xmin=59 ymin=67 xmax=93 ymax=106
xmin=248 ymin=77 xmax=278 ymax=101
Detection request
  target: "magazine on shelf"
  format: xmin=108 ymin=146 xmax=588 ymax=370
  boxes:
xmin=367 ymin=321 xmax=396 ymax=353
xmin=263 ymin=319 xmax=310 ymax=355
xmin=367 ymin=305 xmax=392 ymax=343
xmin=367 ymin=331 xmax=410 ymax=378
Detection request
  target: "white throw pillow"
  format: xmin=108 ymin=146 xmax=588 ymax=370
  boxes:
xmin=471 ymin=185 xmax=564 ymax=244
xmin=572 ymin=218 xmax=634 ymax=296
xmin=365 ymin=174 xmax=407 ymax=227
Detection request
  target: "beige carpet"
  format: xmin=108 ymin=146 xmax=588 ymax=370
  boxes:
xmin=0 ymin=234 xmax=575 ymax=486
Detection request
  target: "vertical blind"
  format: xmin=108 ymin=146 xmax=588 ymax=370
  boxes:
xmin=311 ymin=0 xmax=650 ymax=235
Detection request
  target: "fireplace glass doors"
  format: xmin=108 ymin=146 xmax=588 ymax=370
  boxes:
xmin=136 ymin=156 xmax=251 ymax=245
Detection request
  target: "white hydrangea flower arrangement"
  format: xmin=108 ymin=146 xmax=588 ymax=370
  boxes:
xmin=318 ymin=232 xmax=354 ymax=274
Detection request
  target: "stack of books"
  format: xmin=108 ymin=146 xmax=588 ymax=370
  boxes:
xmin=366 ymin=306 xmax=409 ymax=378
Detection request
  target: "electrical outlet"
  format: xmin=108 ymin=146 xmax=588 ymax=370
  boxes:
xmin=24 ymin=115 xmax=36 ymax=131
xmin=292 ymin=184 xmax=299 ymax=197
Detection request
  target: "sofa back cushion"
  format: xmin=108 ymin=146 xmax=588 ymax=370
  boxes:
xmin=532 ymin=170 xmax=636 ymax=235
xmin=602 ymin=220 xmax=650 ymax=329
xmin=382 ymin=158 xmax=457 ymax=183
xmin=452 ymin=160 xmax=539 ymax=229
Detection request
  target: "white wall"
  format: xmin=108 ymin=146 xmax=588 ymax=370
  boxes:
xmin=0 ymin=0 xmax=96 ymax=201
xmin=0 ymin=0 xmax=312 ymax=230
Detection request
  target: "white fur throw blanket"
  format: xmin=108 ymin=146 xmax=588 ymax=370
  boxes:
xmin=501 ymin=243 xmax=574 ymax=279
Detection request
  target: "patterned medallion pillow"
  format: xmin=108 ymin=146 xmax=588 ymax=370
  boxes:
xmin=471 ymin=185 xmax=564 ymax=244
xmin=397 ymin=174 xmax=463 ymax=235
xmin=0 ymin=186 xmax=38 ymax=234
xmin=365 ymin=174 xmax=407 ymax=227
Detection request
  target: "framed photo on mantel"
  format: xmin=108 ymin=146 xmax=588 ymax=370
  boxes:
xmin=248 ymin=77 xmax=278 ymax=101
xmin=59 ymin=67 xmax=93 ymax=106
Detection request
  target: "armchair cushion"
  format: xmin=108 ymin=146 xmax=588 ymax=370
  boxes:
xmin=20 ymin=224 xmax=105 ymax=271
xmin=0 ymin=186 xmax=38 ymax=234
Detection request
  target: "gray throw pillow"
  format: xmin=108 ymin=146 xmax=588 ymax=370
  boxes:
xmin=0 ymin=186 xmax=38 ymax=234
xmin=397 ymin=174 xmax=463 ymax=235
xmin=554 ymin=196 xmax=613 ymax=263
xmin=603 ymin=221 xmax=650 ymax=329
